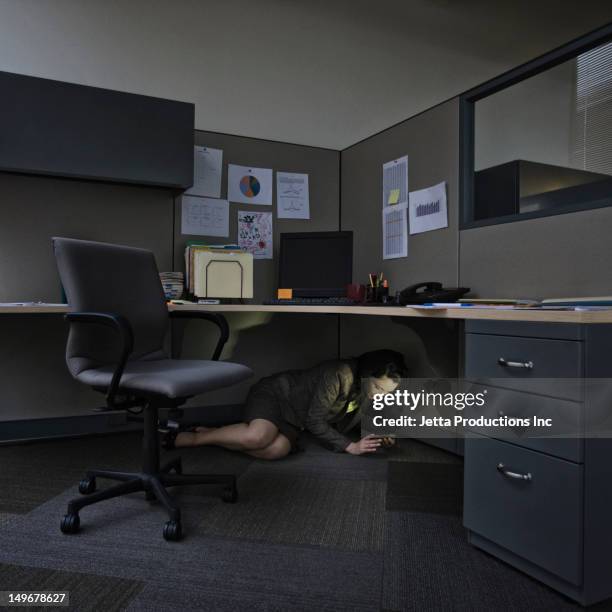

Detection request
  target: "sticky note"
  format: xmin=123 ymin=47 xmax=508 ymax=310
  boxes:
xmin=388 ymin=189 xmax=400 ymax=205
xmin=278 ymin=288 xmax=293 ymax=299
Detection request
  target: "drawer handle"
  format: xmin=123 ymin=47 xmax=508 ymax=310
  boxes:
xmin=498 ymin=357 xmax=534 ymax=370
xmin=497 ymin=462 xmax=532 ymax=481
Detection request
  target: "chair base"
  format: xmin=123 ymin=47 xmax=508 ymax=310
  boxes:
xmin=60 ymin=458 xmax=237 ymax=541
xmin=60 ymin=402 xmax=237 ymax=541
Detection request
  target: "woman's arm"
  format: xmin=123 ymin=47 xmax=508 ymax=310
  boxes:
xmin=346 ymin=435 xmax=383 ymax=455
xmin=303 ymin=367 xmax=353 ymax=452
xmin=304 ymin=366 xmax=384 ymax=454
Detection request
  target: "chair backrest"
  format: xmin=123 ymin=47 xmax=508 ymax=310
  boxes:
xmin=53 ymin=237 xmax=169 ymax=377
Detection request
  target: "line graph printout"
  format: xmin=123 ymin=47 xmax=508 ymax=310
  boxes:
xmin=277 ymin=172 xmax=310 ymax=219
xmin=409 ymin=181 xmax=448 ymax=234
xmin=382 ymin=155 xmax=408 ymax=208
xmin=382 ymin=203 xmax=408 ymax=259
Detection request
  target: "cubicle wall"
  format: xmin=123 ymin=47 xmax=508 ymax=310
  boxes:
xmin=339 ymin=92 xmax=612 ymax=364
xmin=0 ymin=173 xmax=174 ymax=422
xmin=339 ymin=100 xmax=461 ymax=380
xmin=0 ymin=130 xmax=341 ymax=427
xmin=173 ymin=130 xmax=341 ymax=407
xmin=6 ymin=90 xmax=612 ymax=431
xmin=175 ymin=130 xmax=340 ymax=300
xmin=459 ymin=206 xmax=612 ymax=299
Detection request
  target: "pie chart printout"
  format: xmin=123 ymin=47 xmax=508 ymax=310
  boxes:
xmin=240 ymin=175 xmax=261 ymax=198
xmin=228 ymin=164 xmax=273 ymax=205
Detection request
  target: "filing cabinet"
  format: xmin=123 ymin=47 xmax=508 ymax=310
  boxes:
xmin=463 ymin=321 xmax=612 ymax=606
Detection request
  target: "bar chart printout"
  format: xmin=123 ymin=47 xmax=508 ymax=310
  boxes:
xmin=382 ymin=155 xmax=408 ymax=207
xmin=382 ymin=203 xmax=408 ymax=259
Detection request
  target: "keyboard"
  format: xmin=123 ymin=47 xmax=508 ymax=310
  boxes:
xmin=263 ymin=297 xmax=357 ymax=306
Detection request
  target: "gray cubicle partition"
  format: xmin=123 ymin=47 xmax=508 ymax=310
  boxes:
xmin=459 ymin=204 xmax=612 ymax=299
xmin=341 ymin=99 xmax=460 ymax=292
xmin=0 ymin=172 xmax=174 ymax=424
xmin=339 ymin=100 xmax=461 ymax=372
xmin=174 ymin=130 xmax=340 ymax=301
xmin=0 ymin=130 xmax=341 ymax=430
xmin=173 ymin=130 xmax=341 ymax=408
xmin=338 ymin=100 xmax=461 ymax=451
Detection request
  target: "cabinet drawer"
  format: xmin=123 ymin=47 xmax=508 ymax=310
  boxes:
xmin=464 ymin=436 xmax=583 ymax=585
xmin=464 ymin=385 xmax=583 ymax=462
xmin=465 ymin=333 xmax=583 ymax=400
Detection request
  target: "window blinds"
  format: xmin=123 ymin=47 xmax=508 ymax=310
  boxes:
xmin=571 ymin=41 xmax=612 ymax=175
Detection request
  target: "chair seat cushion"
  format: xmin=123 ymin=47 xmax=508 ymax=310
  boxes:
xmin=76 ymin=359 xmax=253 ymax=399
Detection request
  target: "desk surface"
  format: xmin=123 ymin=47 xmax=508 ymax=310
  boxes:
xmin=4 ymin=302 xmax=612 ymax=324
xmin=168 ymin=303 xmax=612 ymax=323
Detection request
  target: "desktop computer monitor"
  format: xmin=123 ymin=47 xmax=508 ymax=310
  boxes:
xmin=278 ymin=231 xmax=353 ymax=297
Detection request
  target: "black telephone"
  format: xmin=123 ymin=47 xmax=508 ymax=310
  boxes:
xmin=398 ymin=282 xmax=470 ymax=305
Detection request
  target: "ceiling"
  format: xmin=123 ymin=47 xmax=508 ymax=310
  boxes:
xmin=0 ymin=0 xmax=610 ymax=149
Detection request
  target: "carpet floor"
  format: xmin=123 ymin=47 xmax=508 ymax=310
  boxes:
xmin=0 ymin=434 xmax=609 ymax=611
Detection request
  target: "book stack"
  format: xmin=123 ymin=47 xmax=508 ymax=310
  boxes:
xmin=159 ymin=271 xmax=184 ymax=300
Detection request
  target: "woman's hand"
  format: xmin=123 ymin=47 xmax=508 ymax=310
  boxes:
xmin=346 ymin=434 xmax=382 ymax=455
xmin=381 ymin=436 xmax=396 ymax=447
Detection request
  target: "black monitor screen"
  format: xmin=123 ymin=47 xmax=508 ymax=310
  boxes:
xmin=279 ymin=231 xmax=353 ymax=297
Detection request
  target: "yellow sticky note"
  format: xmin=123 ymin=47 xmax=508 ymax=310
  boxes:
xmin=388 ymin=189 xmax=400 ymax=205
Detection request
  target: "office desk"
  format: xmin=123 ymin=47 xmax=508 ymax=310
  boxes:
xmin=4 ymin=302 xmax=612 ymax=324
xmin=2 ymin=302 xmax=612 ymax=604
xmin=168 ymin=302 xmax=612 ymax=324
xmin=0 ymin=304 xmax=69 ymax=314
xmin=177 ymin=303 xmax=612 ymax=605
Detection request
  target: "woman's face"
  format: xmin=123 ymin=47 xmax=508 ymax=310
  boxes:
xmin=366 ymin=375 xmax=399 ymax=399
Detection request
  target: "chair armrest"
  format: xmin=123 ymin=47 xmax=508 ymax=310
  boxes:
xmin=169 ymin=310 xmax=229 ymax=361
xmin=65 ymin=312 xmax=134 ymax=408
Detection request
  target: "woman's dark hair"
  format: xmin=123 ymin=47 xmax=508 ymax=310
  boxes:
xmin=356 ymin=349 xmax=408 ymax=382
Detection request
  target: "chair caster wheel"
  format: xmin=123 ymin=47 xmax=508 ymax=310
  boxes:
xmin=78 ymin=477 xmax=96 ymax=495
xmin=163 ymin=520 xmax=182 ymax=541
xmin=60 ymin=513 xmax=80 ymax=534
xmin=221 ymin=485 xmax=238 ymax=503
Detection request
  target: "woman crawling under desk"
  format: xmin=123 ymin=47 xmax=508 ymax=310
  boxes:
xmin=161 ymin=349 xmax=407 ymax=458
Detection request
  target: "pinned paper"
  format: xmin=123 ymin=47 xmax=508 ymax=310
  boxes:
xmin=228 ymin=164 xmax=273 ymax=205
xmin=383 ymin=203 xmax=408 ymax=259
xmin=388 ymin=188 xmax=401 ymax=205
xmin=277 ymin=172 xmax=310 ymax=219
xmin=185 ymin=146 xmax=223 ymax=198
xmin=383 ymin=156 xmax=408 ymax=208
xmin=181 ymin=196 xmax=229 ymax=237
xmin=238 ymin=211 xmax=273 ymax=259
xmin=408 ymin=181 xmax=448 ymax=235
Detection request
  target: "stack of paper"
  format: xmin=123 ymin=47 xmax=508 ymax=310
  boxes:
xmin=184 ymin=243 xmax=239 ymax=294
xmin=159 ymin=272 xmax=184 ymax=300
xmin=458 ymin=298 xmax=540 ymax=307
xmin=184 ymin=243 xmax=253 ymax=299
xmin=541 ymin=296 xmax=612 ymax=307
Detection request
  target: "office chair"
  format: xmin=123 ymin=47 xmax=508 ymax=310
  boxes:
xmin=52 ymin=237 xmax=253 ymax=541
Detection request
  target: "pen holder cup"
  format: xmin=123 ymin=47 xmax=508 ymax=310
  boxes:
xmin=346 ymin=283 xmax=366 ymax=303
xmin=365 ymin=286 xmax=389 ymax=303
